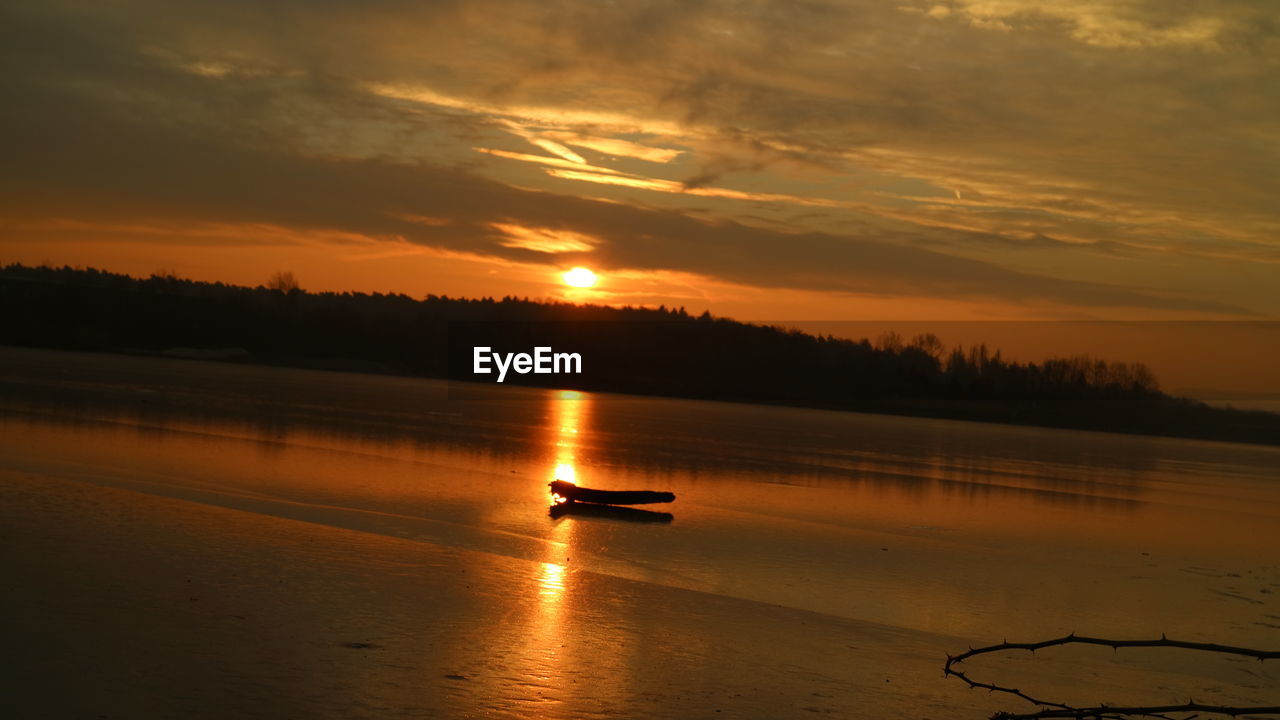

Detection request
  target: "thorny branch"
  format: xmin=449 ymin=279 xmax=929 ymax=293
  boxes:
xmin=944 ymin=634 xmax=1279 ymax=720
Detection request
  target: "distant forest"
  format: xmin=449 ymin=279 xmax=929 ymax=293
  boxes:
xmin=4 ymin=262 xmax=1278 ymax=445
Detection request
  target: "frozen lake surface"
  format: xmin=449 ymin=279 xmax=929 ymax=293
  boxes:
xmin=2 ymin=346 xmax=1278 ymax=719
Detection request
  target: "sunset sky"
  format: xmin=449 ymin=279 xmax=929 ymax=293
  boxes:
xmin=2 ymin=0 xmax=1278 ymax=323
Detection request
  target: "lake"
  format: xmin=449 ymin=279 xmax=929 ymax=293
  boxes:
xmin=1 ymin=345 xmax=1277 ymax=719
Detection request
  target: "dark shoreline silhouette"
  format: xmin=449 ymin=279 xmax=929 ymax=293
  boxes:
xmin=4 ymin=262 xmax=1278 ymax=445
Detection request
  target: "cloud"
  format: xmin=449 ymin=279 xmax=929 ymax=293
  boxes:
xmin=538 ymin=132 xmax=683 ymax=163
xmin=475 ymin=148 xmax=625 ymax=175
xmin=1 ymin=0 xmax=1276 ymax=318
xmin=543 ymin=169 xmax=848 ymax=207
xmin=913 ymin=1 xmax=1230 ymax=49
xmin=0 ymin=74 xmax=1248 ymax=316
xmin=490 ymin=223 xmax=600 ymax=253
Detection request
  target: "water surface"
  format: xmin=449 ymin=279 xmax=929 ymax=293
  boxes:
xmin=2 ymin=346 xmax=1277 ymax=718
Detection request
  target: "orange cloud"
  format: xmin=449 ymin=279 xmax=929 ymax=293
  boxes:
xmin=490 ymin=222 xmax=600 ymax=254
xmin=475 ymin=148 xmax=623 ymax=175
xmin=527 ymin=138 xmax=587 ymax=165
xmin=539 ymin=132 xmax=683 ymax=163
xmin=545 ymin=169 xmax=847 ymax=208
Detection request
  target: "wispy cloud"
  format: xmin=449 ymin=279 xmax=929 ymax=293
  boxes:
xmin=907 ymin=1 xmax=1230 ymax=49
xmin=544 ymin=169 xmax=848 ymax=208
xmin=539 ymin=132 xmax=683 ymax=163
xmin=490 ymin=223 xmax=600 ymax=254
xmin=474 ymin=148 xmax=624 ymax=175
xmin=366 ymin=82 xmax=686 ymax=138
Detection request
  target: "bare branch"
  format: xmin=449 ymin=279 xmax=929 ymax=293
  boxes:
xmin=944 ymin=634 xmax=1280 ymax=720
xmin=993 ymin=703 xmax=1280 ymax=720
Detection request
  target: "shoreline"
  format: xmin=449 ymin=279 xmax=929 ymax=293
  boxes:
xmin=5 ymin=343 xmax=1280 ymax=449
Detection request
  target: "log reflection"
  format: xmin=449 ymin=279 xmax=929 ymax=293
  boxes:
xmin=548 ymin=502 xmax=674 ymax=524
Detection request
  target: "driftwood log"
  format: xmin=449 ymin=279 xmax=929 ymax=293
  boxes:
xmin=549 ymin=480 xmax=675 ymax=506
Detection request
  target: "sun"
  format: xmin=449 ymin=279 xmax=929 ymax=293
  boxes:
xmin=562 ymin=267 xmax=598 ymax=288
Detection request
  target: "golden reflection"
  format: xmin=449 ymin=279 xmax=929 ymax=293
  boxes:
xmin=538 ymin=562 xmax=566 ymax=599
xmin=523 ymin=390 xmax=595 ymax=705
xmin=547 ymin=389 xmax=591 ymax=494
xmin=539 ymin=387 xmax=592 ymax=580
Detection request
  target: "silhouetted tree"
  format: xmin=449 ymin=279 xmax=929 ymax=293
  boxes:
xmin=267 ymin=271 xmax=300 ymax=294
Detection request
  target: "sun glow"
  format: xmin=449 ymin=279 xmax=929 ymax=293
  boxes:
xmin=562 ymin=267 xmax=598 ymax=288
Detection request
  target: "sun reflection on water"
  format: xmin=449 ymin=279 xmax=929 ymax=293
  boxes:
xmin=539 ymin=388 xmax=593 ymax=585
xmin=553 ymin=462 xmax=576 ymax=483
xmin=538 ymin=562 xmax=566 ymax=599
xmin=547 ymin=389 xmax=591 ymax=493
xmin=516 ymin=390 xmax=599 ymax=704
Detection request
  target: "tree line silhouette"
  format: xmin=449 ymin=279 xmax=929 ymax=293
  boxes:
xmin=3 ymin=262 xmax=1277 ymax=445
